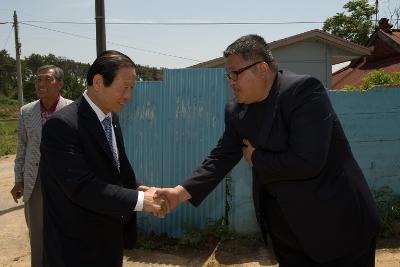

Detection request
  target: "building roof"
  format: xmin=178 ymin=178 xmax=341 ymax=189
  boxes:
xmin=332 ymin=18 xmax=400 ymax=90
xmin=190 ymin=29 xmax=371 ymax=68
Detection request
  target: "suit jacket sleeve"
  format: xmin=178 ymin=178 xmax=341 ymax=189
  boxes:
xmin=41 ymin=117 xmax=138 ymax=221
xmin=251 ymin=77 xmax=334 ymax=181
xmin=180 ymin=104 xmax=243 ymax=206
xmin=14 ymin=108 xmax=27 ymax=183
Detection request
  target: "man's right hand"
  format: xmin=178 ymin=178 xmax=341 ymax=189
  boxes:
xmin=143 ymin=187 xmax=169 ymax=218
xmin=10 ymin=182 xmax=24 ymax=203
xmin=155 ymin=185 xmax=191 ymax=211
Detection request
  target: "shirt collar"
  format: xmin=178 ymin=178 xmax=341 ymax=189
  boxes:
xmin=40 ymin=94 xmax=60 ymax=113
xmin=83 ymin=90 xmax=112 ymax=123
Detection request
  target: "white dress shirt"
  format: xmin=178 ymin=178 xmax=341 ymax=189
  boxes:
xmin=83 ymin=91 xmax=144 ymax=211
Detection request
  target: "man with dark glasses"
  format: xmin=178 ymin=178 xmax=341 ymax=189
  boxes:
xmin=158 ymin=34 xmax=382 ymax=267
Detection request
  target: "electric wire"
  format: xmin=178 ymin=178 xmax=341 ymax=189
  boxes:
xmin=2 ymin=24 xmax=14 ymax=50
xmin=20 ymin=22 xmax=202 ymax=62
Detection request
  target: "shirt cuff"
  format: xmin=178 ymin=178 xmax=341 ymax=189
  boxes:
xmin=134 ymin=191 xmax=144 ymax=211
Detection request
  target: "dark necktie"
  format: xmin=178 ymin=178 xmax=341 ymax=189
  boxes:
xmin=101 ymin=116 xmax=120 ymax=170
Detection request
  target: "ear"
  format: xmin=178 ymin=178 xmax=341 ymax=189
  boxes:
xmin=259 ymin=62 xmax=269 ymax=73
xmin=58 ymin=80 xmax=64 ymax=89
xmin=259 ymin=62 xmax=272 ymax=77
xmin=92 ymin=74 xmax=104 ymax=91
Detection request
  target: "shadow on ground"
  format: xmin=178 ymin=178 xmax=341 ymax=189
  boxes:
xmin=123 ymin=235 xmax=278 ymax=266
xmin=377 ymin=238 xmax=400 ymax=249
xmin=124 ymin=241 xmax=217 ymax=266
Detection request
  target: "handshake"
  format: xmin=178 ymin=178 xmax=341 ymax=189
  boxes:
xmin=138 ymin=185 xmax=191 ymax=218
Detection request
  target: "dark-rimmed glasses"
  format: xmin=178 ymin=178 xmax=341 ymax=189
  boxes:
xmin=225 ymin=61 xmax=263 ymax=81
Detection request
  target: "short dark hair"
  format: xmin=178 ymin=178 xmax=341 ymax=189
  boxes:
xmin=86 ymin=50 xmax=136 ymax=87
xmin=223 ymin=34 xmax=278 ymax=72
xmin=36 ymin=65 xmax=64 ymax=81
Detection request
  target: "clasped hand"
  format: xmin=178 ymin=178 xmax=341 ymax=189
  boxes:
xmin=139 ymin=185 xmax=191 ymax=219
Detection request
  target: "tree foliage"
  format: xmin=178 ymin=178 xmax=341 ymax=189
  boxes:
xmin=339 ymin=69 xmax=400 ymax=90
xmin=323 ymin=0 xmax=376 ymax=45
xmin=361 ymin=69 xmax=400 ymax=90
xmin=0 ymin=50 xmax=17 ymax=99
xmin=0 ymin=50 xmax=163 ymax=103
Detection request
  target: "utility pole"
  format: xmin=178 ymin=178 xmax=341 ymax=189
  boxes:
xmin=375 ymin=0 xmax=379 ymax=28
xmin=95 ymin=0 xmax=106 ymax=56
xmin=13 ymin=11 xmax=23 ymax=107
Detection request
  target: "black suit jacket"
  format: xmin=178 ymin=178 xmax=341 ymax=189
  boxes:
xmin=181 ymin=70 xmax=382 ymax=262
xmin=39 ymin=96 xmax=139 ymax=267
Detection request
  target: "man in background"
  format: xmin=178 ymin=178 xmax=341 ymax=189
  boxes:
xmin=11 ymin=65 xmax=72 ymax=267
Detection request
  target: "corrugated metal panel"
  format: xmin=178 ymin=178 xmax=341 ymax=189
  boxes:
xmin=119 ymin=69 xmax=230 ymax=237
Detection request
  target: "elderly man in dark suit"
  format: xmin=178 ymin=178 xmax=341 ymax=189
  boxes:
xmin=39 ymin=51 xmax=165 ymax=267
xmin=157 ymin=35 xmax=382 ymax=267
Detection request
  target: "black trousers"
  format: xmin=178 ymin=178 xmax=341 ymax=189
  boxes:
xmin=264 ymin=194 xmax=376 ymax=267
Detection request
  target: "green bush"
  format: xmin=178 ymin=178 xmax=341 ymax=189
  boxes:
xmin=340 ymin=70 xmax=400 ymax=91
xmin=180 ymin=218 xmax=238 ymax=247
xmin=341 ymin=85 xmax=358 ymax=91
xmin=390 ymin=72 xmax=400 ymax=86
xmin=0 ymin=120 xmax=17 ymax=156
xmin=373 ymin=186 xmax=400 ymax=238
xmin=137 ymin=217 xmax=238 ymax=250
xmin=0 ymin=97 xmax=19 ymax=120
xmin=361 ymin=69 xmax=393 ymax=90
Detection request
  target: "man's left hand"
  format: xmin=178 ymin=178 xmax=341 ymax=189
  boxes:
xmin=242 ymin=139 xmax=255 ymax=167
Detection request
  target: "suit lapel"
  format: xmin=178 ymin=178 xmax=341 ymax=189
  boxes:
xmin=55 ymin=96 xmax=66 ymax=111
xmin=29 ymin=101 xmax=43 ymax=142
xmin=77 ymin=96 xmax=119 ymax=172
xmin=256 ymin=71 xmax=281 ymax=147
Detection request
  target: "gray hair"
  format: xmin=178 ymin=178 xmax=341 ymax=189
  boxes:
xmin=223 ymin=34 xmax=278 ymax=72
xmin=36 ymin=65 xmax=64 ymax=81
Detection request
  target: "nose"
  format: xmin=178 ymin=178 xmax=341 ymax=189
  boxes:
xmin=123 ymin=87 xmax=132 ymax=100
xmin=228 ymin=78 xmax=237 ymax=88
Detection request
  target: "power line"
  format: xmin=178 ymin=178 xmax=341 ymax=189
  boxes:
xmin=19 ymin=20 xmax=325 ymax=25
xmin=2 ymin=24 xmax=14 ymax=50
xmin=20 ymin=22 xmax=202 ymax=62
xmin=20 ymin=22 xmax=97 ymax=41
xmin=5 ymin=18 xmax=400 ymax=26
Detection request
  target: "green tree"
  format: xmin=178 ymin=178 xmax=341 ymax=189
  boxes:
xmin=136 ymin=64 xmax=163 ymax=81
xmin=0 ymin=52 xmax=163 ymax=104
xmin=0 ymin=50 xmax=17 ymax=99
xmin=323 ymin=0 xmax=376 ymax=45
xmin=23 ymin=54 xmax=90 ymax=102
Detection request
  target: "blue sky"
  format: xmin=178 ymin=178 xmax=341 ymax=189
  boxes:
xmin=0 ymin=0 xmax=397 ymax=68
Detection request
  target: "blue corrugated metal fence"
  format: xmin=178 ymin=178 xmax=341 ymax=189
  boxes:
xmin=119 ymin=68 xmax=229 ymax=237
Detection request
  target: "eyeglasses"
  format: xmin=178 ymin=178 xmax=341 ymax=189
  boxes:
xmin=225 ymin=61 xmax=264 ymax=81
xmin=35 ymin=75 xmax=56 ymax=84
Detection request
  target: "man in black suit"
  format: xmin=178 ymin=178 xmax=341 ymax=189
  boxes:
xmin=39 ymin=50 xmax=165 ymax=267
xmin=157 ymin=35 xmax=382 ymax=266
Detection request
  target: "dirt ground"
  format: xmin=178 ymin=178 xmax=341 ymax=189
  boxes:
xmin=1 ymin=154 xmax=399 ymax=267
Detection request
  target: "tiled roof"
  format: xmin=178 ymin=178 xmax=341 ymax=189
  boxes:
xmin=332 ymin=20 xmax=400 ymax=90
xmin=190 ymin=29 xmax=370 ymax=68
xmin=332 ymin=55 xmax=400 ymax=89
